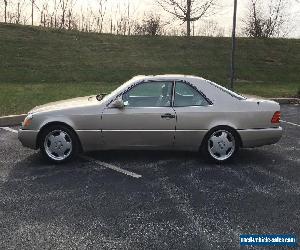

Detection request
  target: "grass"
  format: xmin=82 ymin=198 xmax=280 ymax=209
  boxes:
xmin=235 ymin=82 xmax=299 ymax=98
xmin=0 ymin=23 xmax=299 ymax=115
xmin=0 ymin=82 xmax=119 ymax=115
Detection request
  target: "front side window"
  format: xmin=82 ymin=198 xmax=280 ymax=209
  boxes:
xmin=174 ymin=82 xmax=209 ymax=107
xmin=123 ymin=81 xmax=173 ymax=107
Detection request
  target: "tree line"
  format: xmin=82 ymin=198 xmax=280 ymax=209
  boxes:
xmin=0 ymin=0 xmax=295 ymax=37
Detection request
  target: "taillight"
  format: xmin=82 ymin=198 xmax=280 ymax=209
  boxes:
xmin=271 ymin=111 xmax=281 ymax=124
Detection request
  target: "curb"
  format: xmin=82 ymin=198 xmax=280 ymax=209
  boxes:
xmin=0 ymin=114 xmax=26 ymax=127
xmin=270 ymin=98 xmax=300 ymax=105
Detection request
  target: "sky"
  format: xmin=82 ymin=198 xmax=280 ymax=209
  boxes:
xmin=76 ymin=0 xmax=300 ymax=37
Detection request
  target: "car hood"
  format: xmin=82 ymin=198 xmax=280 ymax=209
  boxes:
xmin=29 ymin=96 xmax=98 ymax=114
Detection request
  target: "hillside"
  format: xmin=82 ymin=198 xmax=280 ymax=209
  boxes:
xmin=0 ymin=23 xmax=299 ymax=115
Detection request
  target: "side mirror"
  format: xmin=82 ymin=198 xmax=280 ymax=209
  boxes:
xmin=110 ymin=99 xmax=125 ymax=109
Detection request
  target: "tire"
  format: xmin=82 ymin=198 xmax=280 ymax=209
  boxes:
xmin=39 ymin=124 xmax=79 ymax=164
xmin=202 ymin=127 xmax=240 ymax=163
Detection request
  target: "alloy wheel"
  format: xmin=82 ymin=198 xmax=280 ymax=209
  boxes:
xmin=207 ymin=130 xmax=236 ymax=161
xmin=44 ymin=130 xmax=73 ymax=161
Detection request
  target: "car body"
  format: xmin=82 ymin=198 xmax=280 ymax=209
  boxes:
xmin=18 ymin=75 xmax=282 ymax=163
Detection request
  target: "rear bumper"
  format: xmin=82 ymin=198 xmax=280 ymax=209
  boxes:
xmin=238 ymin=127 xmax=283 ymax=148
xmin=18 ymin=129 xmax=39 ymax=150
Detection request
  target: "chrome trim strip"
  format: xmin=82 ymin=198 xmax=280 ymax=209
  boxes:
xmin=76 ymin=130 xmax=101 ymax=132
xmin=176 ymin=130 xmax=207 ymax=132
xmin=76 ymin=129 xmax=208 ymax=132
xmin=102 ymin=130 xmax=207 ymax=132
xmin=237 ymin=127 xmax=282 ymax=131
xmin=18 ymin=129 xmax=40 ymax=132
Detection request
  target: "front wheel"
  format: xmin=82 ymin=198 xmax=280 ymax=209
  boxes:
xmin=40 ymin=125 xmax=79 ymax=163
xmin=202 ymin=128 xmax=239 ymax=163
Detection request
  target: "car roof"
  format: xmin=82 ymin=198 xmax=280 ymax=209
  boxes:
xmin=132 ymin=74 xmax=206 ymax=82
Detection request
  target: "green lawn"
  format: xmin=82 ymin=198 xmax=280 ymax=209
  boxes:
xmin=0 ymin=23 xmax=299 ymax=116
xmin=0 ymin=82 xmax=119 ymax=115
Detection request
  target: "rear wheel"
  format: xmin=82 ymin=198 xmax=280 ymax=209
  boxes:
xmin=40 ymin=125 xmax=79 ymax=163
xmin=202 ymin=127 xmax=239 ymax=163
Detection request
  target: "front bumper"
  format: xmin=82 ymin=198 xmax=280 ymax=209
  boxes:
xmin=18 ymin=129 xmax=39 ymax=150
xmin=238 ymin=127 xmax=283 ymax=148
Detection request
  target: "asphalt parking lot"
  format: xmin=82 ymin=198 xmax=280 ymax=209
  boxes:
xmin=0 ymin=104 xmax=299 ymax=250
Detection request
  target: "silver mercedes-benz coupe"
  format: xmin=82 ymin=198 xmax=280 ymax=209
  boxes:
xmin=18 ymin=75 xmax=282 ymax=163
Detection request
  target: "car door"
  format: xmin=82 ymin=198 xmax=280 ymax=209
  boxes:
xmin=173 ymin=81 xmax=213 ymax=150
xmin=101 ymin=81 xmax=176 ymax=149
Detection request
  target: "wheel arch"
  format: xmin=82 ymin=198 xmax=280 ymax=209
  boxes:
xmin=200 ymin=125 xmax=243 ymax=150
xmin=37 ymin=121 xmax=83 ymax=152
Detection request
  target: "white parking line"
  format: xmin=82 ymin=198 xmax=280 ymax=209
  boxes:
xmin=81 ymin=156 xmax=142 ymax=179
xmin=281 ymin=120 xmax=300 ymax=128
xmin=0 ymin=127 xmax=141 ymax=178
xmin=0 ymin=127 xmax=18 ymax=133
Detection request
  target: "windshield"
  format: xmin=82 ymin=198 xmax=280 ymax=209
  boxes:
xmin=97 ymin=78 xmax=139 ymax=103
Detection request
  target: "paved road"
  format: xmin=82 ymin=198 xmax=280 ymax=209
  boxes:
xmin=0 ymin=105 xmax=299 ymax=249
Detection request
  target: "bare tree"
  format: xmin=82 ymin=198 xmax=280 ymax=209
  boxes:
xmin=97 ymin=0 xmax=107 ymax=33
xmin=67 ymin=8 xmax=71 ymax=29
xmin=40 ymin=1 xmax=49 ymax=27
xmin=59 ymin=0 xmax=69 ymax=28
xmin=78 ymin=4 xmax=93 ymax=32
xmin=157 ymin=0 xmax=217 ymax=36
xmin=126 ymin=0 xmax=136 ymax=35
xmin=16 ymin=1 xmax=20 ymax=23
xmin=112 ymin=1 xmax=127 ymax=35
xmin=134 ymin=13 xmax=164 ymax=36
xmin=95 ymin=0 xmax=107 ymax=33
xmin=145 ymin=14 xmax=163 ymax=36
xmin=14 ymin=0 xmax=26 ymax=24
xmin=53 ymin=0 xmax=59 ymax=28
xmin=198 ymin=20 xmax=224 ymax=37
xmin=243 ymin=0 xmax=289 ymax=38
xmin=67 ymin=0 xmax=76 ymax=29
xmin=126 ymin=0 xmax=130 ymax=35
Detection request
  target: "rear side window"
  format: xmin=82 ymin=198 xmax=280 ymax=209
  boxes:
xmin=174 ymin=82 xmax=209 ymax=107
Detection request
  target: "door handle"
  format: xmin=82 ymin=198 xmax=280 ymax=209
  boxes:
xmin=161 ymin=113 xmax=176 ymax=119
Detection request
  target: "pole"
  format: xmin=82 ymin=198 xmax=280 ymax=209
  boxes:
xmin=4 ymin=0 xmax=7 ymax=23
xmin=32 ymin=0 xmax=34 ymax=26
xmin=230 ymin=0 xmax=237 ymax=90
xmin=187 ymin=0 xmax=191 ymax=36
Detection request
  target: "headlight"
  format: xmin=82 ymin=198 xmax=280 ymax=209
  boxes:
xmin=23 ymin=114 xmax=33 ymax=128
